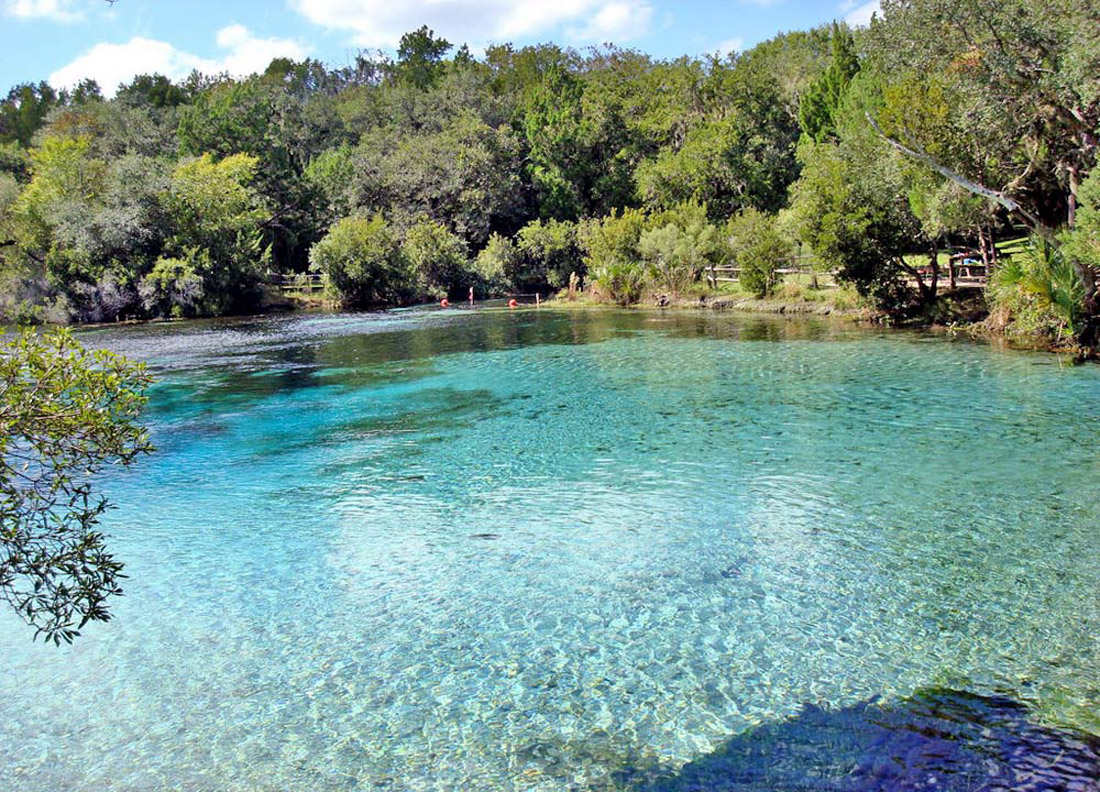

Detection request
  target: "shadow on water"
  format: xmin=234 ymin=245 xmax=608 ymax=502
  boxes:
xmin=615 ymin=689 xmax=1100 ymax=792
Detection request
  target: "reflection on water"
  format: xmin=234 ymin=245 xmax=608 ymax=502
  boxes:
xmin=1 ymin=307 xmax=1099 ymax=791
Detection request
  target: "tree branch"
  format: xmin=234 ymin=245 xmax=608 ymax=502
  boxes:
xmin=865 ymin=112 xmax=1054 ymax=240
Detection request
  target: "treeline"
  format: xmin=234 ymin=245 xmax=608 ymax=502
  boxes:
xmin=0 ymin=1 xmax=1098 ymax=344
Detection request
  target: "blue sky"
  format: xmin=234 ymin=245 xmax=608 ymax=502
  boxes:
xmin=0 ymin=0 xmax=881 ymax=96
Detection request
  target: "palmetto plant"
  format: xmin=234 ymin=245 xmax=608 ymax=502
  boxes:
xmin=990 ymin=237 xmax=1084 ymax=339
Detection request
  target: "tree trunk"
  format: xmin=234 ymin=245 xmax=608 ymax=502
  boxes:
xmin=978 ymin=226 xmax=992 ymax=269
xmin=1072 ymin=256 xmax=1100 ymax=347
xmin=1068 ymin=167 xmax=1079 ymax=228
xmin=898 ymin=258 xmax=931 ymax=306
xmin=928 ymin=239 xmax=939 ymax=301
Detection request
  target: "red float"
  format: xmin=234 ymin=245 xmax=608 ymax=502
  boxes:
xmin=508 ymin=299 xmax=518 ymax=308
xmin=440 ymin=299 xmax=450 ymax=308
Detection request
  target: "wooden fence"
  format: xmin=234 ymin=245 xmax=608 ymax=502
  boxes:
xmin=276 ymin=273 xmax=326 ymax=293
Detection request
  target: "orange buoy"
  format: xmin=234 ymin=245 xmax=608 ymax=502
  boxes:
xmin=508 ymin=299 xmax=518 ymax=308
xmin=440 ymin=298 xmax=450 ymax=308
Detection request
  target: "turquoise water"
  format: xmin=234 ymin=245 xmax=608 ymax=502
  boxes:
xmin=2 ymin=308 xmax=1100 ymax=790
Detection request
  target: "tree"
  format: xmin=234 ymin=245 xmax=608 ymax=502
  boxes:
xmin=523 ymin=64 xmax=595 ymax=220
xmin=351 ymin=113 xmax=525 ymax=249
xmin=634 ymin=71 xmax=801 ymax=218
xmin=867 ymin=0 xmax=1100 ymax=333
xmin=0 ymin=82 xmax=59 ymax=147
xmin=639 ymin=222 xmax=715 ymax=294
xmin=798 ymin=24 xmax=859 ymax=144
xmin=514 ymin=218 xmax=580 ymax=291
xmin=161 ymin=152 xmax=270 ymax=315
xmin=396 ymin=26 xmax=453 ymax=91
xmin=0 ymin=330 xmax=152 ymax=644
xmin=116 ymin=73 xmax=187 ymax=110
xmin=790 ymin=135 xmax=925 ymax=309
xmin=638 ymin=201 xmax=718 ymax=294
xmin=472 ymin=233 xmax=517 ymax=294
xmin=579 ymin=207 xmax=650 ymax=304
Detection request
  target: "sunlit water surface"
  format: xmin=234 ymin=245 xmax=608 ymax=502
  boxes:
xmin=2 ymin=308 xmax=1100 ymax=791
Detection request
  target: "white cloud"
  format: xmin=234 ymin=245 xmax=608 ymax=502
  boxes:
xmin=3 ymin=0 xmax=85 ymax=22
xmin=709 ymin=36 xmax=744 ymax=56
xmin=49 ymin=25 xmax=308 ymax=95
xmin=567 ymin=1 xmax=654 ymax=42
xmin=844 ymin=0 xmax=880 ymax=26
xmin=289 ymin=0 xmax=655 ymax=47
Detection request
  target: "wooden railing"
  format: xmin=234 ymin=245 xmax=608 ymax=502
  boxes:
xmin=276 ymin=273 xmax=326 ymax=293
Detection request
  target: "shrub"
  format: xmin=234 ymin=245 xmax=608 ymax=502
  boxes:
xmin=578 ymin=208 xmax=649 ymax=304
xmin=639 ymin=203 xmax=718 ymax=294
xmin=472 ymin=233 xmax=517 ymax=295
xmin=401 ymin=217 xmax=470 ymax=298
xmin=514 ymin=218 xmax=580 ymax=291
xmin=726 ymin=208 xmax=794 ymax=298
xmin=309 ymin=215 xmax=410 ymax=307
xmin=1062 ymin=172 xmax=1100 ymax=282
xmin=987 ymin=237 xmax=1083 ymax=342
xmin=139 ymin=255 xmax=205 ymax=319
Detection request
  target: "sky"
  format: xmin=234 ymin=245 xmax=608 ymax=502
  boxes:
xmin=0 ymin=0 xmax=882 ymax=96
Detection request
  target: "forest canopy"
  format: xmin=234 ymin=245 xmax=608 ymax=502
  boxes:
xmin=0 ymin=4 xmax=1097 ymax=342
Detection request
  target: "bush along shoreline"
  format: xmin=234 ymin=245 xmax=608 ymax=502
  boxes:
xmin=1 ymin=3 xmax=1097 ymax=352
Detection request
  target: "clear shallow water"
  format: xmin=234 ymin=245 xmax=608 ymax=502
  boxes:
xmin=2 ymin=308 xmax=1100 ymax=791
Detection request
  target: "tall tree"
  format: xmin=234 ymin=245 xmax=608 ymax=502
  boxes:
xmin=798 ymin=24 xmax=860 ymax=143
xmin=0 ymin=82 xmax=59 ymax=147
xmin=396 ymin=26 xmax=453 ymax=91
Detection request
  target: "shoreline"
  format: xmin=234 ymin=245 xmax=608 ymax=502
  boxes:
xmin=27 ymin=289 xmax=1094 ymax=361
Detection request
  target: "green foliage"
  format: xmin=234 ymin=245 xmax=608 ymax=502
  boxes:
xmin=0 ymin=142 xmax=30 ymax=181
xmin=727 ymin=208 xmax=794 ymax=298
xmin=309 ymin=215 xmax=409 ymax=307
xmin=638 ymin=223 xmax=707 ymax=294
xmin=989 ymin=238 xmax=1084 ymax=341
xmin=790 ymin=132 xmax=922 ymax=309
xmin=305 ymin=145 xmax=356 ymax=222
xmin=1063 ymin=173 xmax=1100 ymax=276
xmin=0 ymin=329 xmax=153 ymax=644
xmin=635 ymin=79 xmax=800 ymax=218
xmin=0 ymin=82 xmax=59 ymax=147
xmin=14 ymin=135 xmax=105 ymax=252
xmin=401 ymin=218 xmax=470 ymax=297
xmin=162 ymin=153 xmax=269 ymax=315
xmin=397 ymin=26 xmax=453 ymax=91
xmin=514 ymin=218 xmax=580 ymax=291
xmin=868 ymin=0 xmax=1100 ymax=232
xmin=138 ymin=253 xmax=206 ymax=318
xmin=524 ymin=65 xmax=590 ymax=220
xmin=472 ymin=233 xmax=517 ymax=294
xmin=638 ymin=201 xmax=718 ymax=294
xmin=798 ymin=24 xmax=859 ymax=144
xmin=1 ymin=15 xmax=1096 ymax=332
xmin=579 ymin=207 xmax=650 ymax=304
xmin=0 ymin=171 xmax=19 ymax=242
xmin=352 ymin=114 xmax=525 ymax=249
xmin=116 ymin=73 xmax=187 ymax=110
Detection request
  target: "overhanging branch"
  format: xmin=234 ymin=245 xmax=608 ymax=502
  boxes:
xmin=865 ymin=112 xmax=1054 ymax=240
